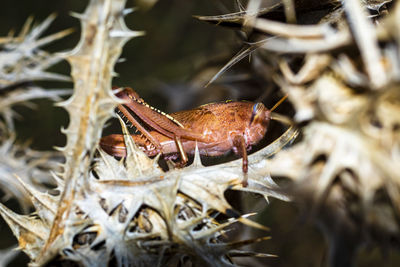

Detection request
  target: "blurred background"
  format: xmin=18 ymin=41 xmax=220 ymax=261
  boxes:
xmin=0 ymin=0 xmax=399 ymax=266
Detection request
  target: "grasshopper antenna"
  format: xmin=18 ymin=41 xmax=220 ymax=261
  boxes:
xmin=270 ymin=94 xmax=293 ymax=126
xmin=270 ymin=93 xmax=288 ymax=112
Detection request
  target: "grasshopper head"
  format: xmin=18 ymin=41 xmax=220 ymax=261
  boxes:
xmin=246 ymin=103 xmax=271 ymax=145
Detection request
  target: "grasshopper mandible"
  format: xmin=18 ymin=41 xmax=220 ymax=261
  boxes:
xmin=100 ymin=87 xmax=287 ymax=186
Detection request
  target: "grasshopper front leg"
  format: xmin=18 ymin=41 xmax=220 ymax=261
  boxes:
xmin=232 ymin=134 xmax=248 ymax=187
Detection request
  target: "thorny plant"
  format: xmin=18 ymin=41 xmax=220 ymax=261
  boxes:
xmin=0 ymin=15 xmax=71 ymax=220
xmin=0 ymin=0 xmax=293 ymax=266
xmin=197 ymin=0 xmax=400 ymax=266
xmin=0 ymin=0 xmax=399 ymax=267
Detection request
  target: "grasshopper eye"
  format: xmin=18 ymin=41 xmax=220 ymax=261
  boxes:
xmin=249 ymin=103 xmax=265 ymax=126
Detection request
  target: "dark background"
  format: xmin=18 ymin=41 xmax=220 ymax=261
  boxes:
xmin=0 ymin=1 xmax=399 ymax=266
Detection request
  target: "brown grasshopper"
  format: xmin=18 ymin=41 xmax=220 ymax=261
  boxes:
xmin=100 ymin=87 xmax=287 ymax=186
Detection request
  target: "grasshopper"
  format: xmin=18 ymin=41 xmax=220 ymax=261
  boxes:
xmin=100 ymin=87 xmax=287 ymax=186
